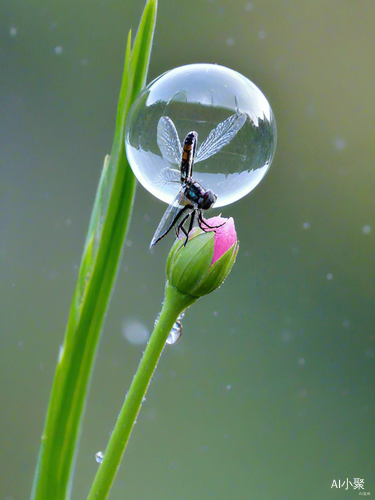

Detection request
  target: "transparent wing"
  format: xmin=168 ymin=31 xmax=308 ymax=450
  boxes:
xmin=150 ymin=190 xmax=192 ymax=248
xmin=195 ymin=112 xmax=246 ymax=163
xmin=157 ymin=116 xmax=183 ymax=165
xmin=154 ymin=166 xmax=180 ymax=187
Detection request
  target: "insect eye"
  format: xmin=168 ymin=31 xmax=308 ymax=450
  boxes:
xmin=202 ymin=190 xmax=216 ymax=210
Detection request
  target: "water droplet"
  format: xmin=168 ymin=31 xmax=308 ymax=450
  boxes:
xmin=306 ymin=103 xmax=315 ymax=115
xmin=166 ymin=324 xmax=182 ymax=344
xmin=244 ymin=2 xmax=254 ymax=12
xmin=9 ymin=27 xmax=17 ymax=37
xmin=298 ymin=357 xmax=306 ymax=365
xmin=154 ymin=311 xmax=185 ymax=345
xmin=48 ymin=269 xmax=58 ymax=280
xmin=333 ymin=137 xmax=345 ymax=150
xmin=168 ymin=312 xmax=185 ymax=345
xmin=343 ymin=320 xmax=350 ymax=328
xmin=54 ymin=46 xmax=63 ymax=55
xmin=122 ymin=319 xmax=149 ymax=345
xmin=362 ymin=224 xmax=371 ymax=235
xmin=226 ymin=37 xmax=235 ymax=46
xmin=95 ymin=451 xmax=104 ymax=463
xmin=58 ymin=344 xmax=64 ymax=362
xmin=326 ymin=273 xmax=333 ymax=281
xmin=302 ymin=222 xmax=310 ymax=229
xmin=125 ymin=64 xmax=277 ymax=209
xmin=80 ymin=58 xmax=89 ymax=66
xmin=213 ymin=310 xmax=219 ymax=317
xmin=281 ymin=330 xmax=293 ymax=342
xmin=258 ymin=29 xmax=266 ymax=40
xmin=226 ymin=384 xmax=232 ymax=390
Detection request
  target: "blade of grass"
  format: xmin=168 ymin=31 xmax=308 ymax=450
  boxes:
xmin=30 ymin=1 xmax=157 ymax=499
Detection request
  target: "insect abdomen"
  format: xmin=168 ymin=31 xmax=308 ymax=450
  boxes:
xmin=181 ymin=131 xmax=198 ymax=181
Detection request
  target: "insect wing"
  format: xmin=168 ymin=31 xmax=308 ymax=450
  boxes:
xmin=157 ymin=116 xmax=183 ymax=165
xmin=195 ymin=112 xmax=246 ymax=163
xmin=150 ymin=190 xmax=191 ymax=248
xmin=154 ymin=166 xmax=180 ymax=188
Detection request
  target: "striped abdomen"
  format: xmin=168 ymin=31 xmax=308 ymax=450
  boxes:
xmin=180 ymin=131 xmax=198 ymax=182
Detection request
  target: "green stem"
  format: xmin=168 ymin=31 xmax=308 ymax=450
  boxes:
xmin=86 ymin=283 xmax=196 ymax=500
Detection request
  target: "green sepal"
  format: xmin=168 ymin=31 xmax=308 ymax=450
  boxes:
xmin=192 ymin=240 xmax=239 ymax=296
xmin=167 ymin=232 xmax=215 ymax=295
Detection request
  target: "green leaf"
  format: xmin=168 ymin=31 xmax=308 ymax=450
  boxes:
xmin=30 ymin=1 xmax=157 ymax=499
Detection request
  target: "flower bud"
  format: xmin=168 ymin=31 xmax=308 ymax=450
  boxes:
xmin=166 ymin=216 xmax=239 ymax=298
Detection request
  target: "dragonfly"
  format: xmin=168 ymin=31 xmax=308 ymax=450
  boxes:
xmin=150 ymin=111 xmax=246 ymax=248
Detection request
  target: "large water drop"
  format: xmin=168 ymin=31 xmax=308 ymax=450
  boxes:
xmin=125 ymin=64 xmax=277 ymax=208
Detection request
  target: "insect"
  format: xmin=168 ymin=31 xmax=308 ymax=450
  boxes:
xmin=150 ymin=111 xmax=246 ymax=248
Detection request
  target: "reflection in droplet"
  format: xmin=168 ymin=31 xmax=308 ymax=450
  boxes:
xmin=95 ymin=451 xmax=104 ymax=463
xmin=154 ymin=312 xmax=185 ymax=345
xmin=9 ymin=27 xmax=17 ymax=37
xmin=166 ymin=320 xmax=183 ymax=345
xmin=54 ymin=46 xmax=63 ymax=55
xmin=244 ymin=2 xmax=254 ymax=12
xmin=226 ymin=37 xmax=235 ymax=46
xmin=302 ymin=222 xmax=310 ymax=230
xmin=326 ymin=273 xmax=333 ymax=281
xmin=362 ymin=224 xmax=371 ymax=235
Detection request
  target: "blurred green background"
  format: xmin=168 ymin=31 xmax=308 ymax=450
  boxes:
xmin=1 ymin=0 xmax=374 ymax=499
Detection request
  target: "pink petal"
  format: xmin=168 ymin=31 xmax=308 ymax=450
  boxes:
xmin=202 ymin=216 xmax=237 ymax=265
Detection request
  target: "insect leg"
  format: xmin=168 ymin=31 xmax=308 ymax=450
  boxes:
xmin=184 ymin=210 xmax=196 ymax=246
xmin=176 ymin=213 xmax=190 ymax=237
xmin=198 ymin=211 xmax=227 ymax=231
xmin=150 ymin=204 xmax=194 ymax=248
